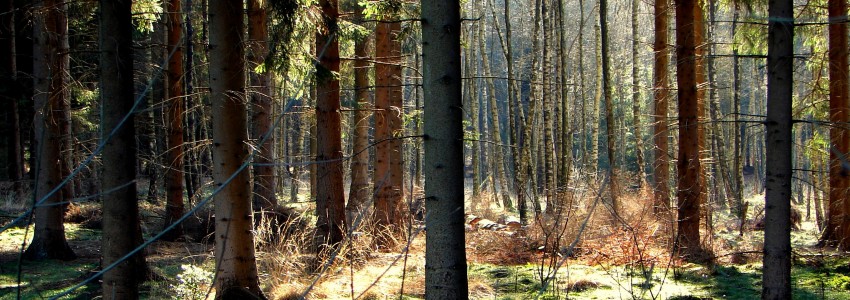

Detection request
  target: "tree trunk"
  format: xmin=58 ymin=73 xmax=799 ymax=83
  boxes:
xmin=824 ymin=0 xmax=850 ymax=249
xmin=591 ymin=24 xmax=602 ymax=178
xmin=208 ymin=0 xmax=264 ymax=296
xmin=346 ymin=4 xmax=372 ymax=222
xmin=423 ymin=0 xmax=468 ymax=295
xmin=162 ymin=0 xmax=185 ymax=242
xmin=478 ymin=8 xmax=511 ymax=210
xmin=600 ymin=0 xmax=619 ymax=217
xmin=762 ymin=0 xmax=793 ymax=297
xmin=248 ymin=0 xmax=276 ymax=211
xmin=100 ymin=1 xmax=147 ymax=297
xmin=631 ymin=0 xmax=646 ymax=188
xmin=24 ymin=0 xmax=75 ymax=262
xmin=653 ymin=0 xmax=670 ymax=214
xmin=315 ymin=0 xmax=346 ymax=250
xmin=674 ymin=0 xmax=703 ymax=261
xmin=557 ymin=0 xmax=571 ymax=190
xmin=1 ymin=0 xmax=23 ymax=197
xmin=732 ymin=8 xmax=745 ymax=221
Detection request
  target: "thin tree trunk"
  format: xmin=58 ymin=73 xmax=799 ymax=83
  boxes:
xmin=631 ymin=0 xmax=646 ymax=188
xmin=652 ymin=0 xmax=670 ymax=214
xmin=208 ymin=0 xmax=264 ymax=296
xmin=732 ymin=8 xmax=745 ymax=220
xmin=99 ymin=1 xmax=147 ymax=297
xmin=591 ymin=24 xmax=602 ymax=178
xmin=762 ymin=0 xmax=793 ymax=297
xmin=1 ymin=0 xmax=22 ymax=197
xmin=557 ymin=0 xmax=571 ymax=189
xmin=162 ymin=0 xmax=185 ymax=241
xmin=346 ymin=4 xmax=372 ymax=222
xmin=478 ymin=10 xmax=511 ymax=210
xmin=600 ymin=0 xmax=619 ymax=217
xmin=248 ymin=0 xmax=276 ymax=211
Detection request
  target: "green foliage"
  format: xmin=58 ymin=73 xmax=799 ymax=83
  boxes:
xmin=131 ymin=0 xmax=163 ymax=33
xmin=170 ymin=264 xmax=214 ymax=300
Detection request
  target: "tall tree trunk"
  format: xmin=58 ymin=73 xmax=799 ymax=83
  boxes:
xmin=478 ymin=9 xmax=511 ymax=210
xmin=24 ymin=0 xmax=75 ymax=261
xmin=557 ymin=0 xmax=571 ymax=189
xmin=505 ymin=0 xmax=526 ymax=222
xmin=162 ymin=0 xmax=185 ymax=242
xmin=674 ymin=0 xmax=703 ymax=260
xmin=184 ymin=0 xmax=198 ymax=203
xmin=631 ymin=0 xmax=646 ymax=187
xmin=1 ymin=0 xmax=22 ymax=197
xmin=652 ymin=0 xmax=670 ymax=214
xmin=600 ymin=0 xmax=619 ymax=217
xmin=732 ymin=8 xmax=745 ymax=221
xmin=591 ymin=24 xmax=602 ymax=178
xmin=315 ymin=0 xmax=346 ymax=250
xmin=541 ymin=0 xmax=557 ymax=211
xmin=762 ymin=0 xmax=793 ymax=297
xmin=824 ymin=0 xmax=850 ymax=248
xmin=346 ymin=4 xmax=372 ymax=221
xmin=422 ymin=0 xmax=469 ymax=294
xmin=100 ymin=1 xmax=147 ymax=297
xmin=523 ymin=0 xmax=543 ymax=215
xmin=248 ymin=0 xmax=275 ymax=211
xmin=208 ymin=0 xmax=264 ymax=296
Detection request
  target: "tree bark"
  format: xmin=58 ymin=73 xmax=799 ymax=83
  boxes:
xmin=600 ymin=0 xmax=619 ymax=217
xmin=208 ymin=0 xmax=264 ymax=296
xmin=346 ymin=4 xmax=372 ymax=222
xmin=824 ymin=0 xmax=850 ymax=249
xmin=762 ymin=0 xmax=793 ymax=297
xmin=653 ymin=0 xmax=670 ymax=214
xmin=162 ymin=0 xmax=185 ymax=242
xmin=100 ymin=1 xmax=147 ymax=297
xmin=422 ymin=0 xmax=469 ymax=295
xmin=1 ymin=0 xmax=23 ymax=197
xmin=24 ymin=0 xmax=75 ymax=262
xmin=631 ymin=0 xmax=646 ymax=188
xmin=315 ymin=0 xmax=346 ymax=250
xmin=674 ymin=0 xmax=703 ymax=260
xmin=248 ymin=0 xmax=276 ymax=211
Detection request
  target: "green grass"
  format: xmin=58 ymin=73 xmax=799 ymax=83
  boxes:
xmin=0 ymin=259 xmax=98 ymax=300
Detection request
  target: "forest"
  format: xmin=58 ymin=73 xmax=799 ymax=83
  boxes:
xmin=0 ymin=0 xmax=849 ymax=299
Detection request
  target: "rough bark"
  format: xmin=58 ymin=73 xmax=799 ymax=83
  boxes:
xmin=346 ymin=4 xmax=372 ymax=221
xmin=422 ymin=0 xmax=469 ymax=295
xmin=600 ymin=0 xmax=619 ymax=217
xmin=315 ymin=0 xmax=346 ymax=250
xmin=653 ymin=0 xmax=670 ymax=214
xmin=208 ymin=0 xmax=264 ymax=296
xmin=762 ymin=0 xmax=793 ymax=297
xmin=824 ymin=0 xmax=850 ymax=249
xmin=162 ymin=0 xmax=185 ymax=242
xmin=674 ymin=0 xmax=703 ymax=261
xmin=24 ymin=0 xmax=75 ymax=262
xmin=248 ymin=0 xmax=276 ymax=211
xmin=631 ymin=0 xmax=646 ymax=187
xmin=100 ymin=0 xmax=147 ymax=297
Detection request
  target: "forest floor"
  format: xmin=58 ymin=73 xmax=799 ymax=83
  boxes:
xmin=0 ymin=186 xmax=849 ymax=299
